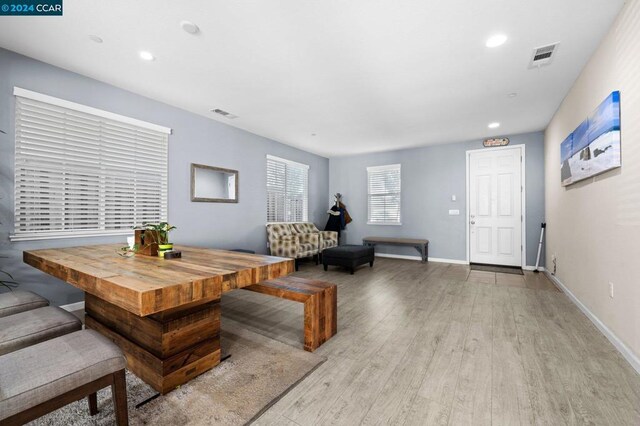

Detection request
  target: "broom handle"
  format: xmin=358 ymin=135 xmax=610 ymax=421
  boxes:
xmin=535 ymin=223 xmax=546 ymax=270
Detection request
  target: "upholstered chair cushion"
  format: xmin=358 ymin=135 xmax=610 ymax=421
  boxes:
xmin=298 ymin=232 xmax=319 ymax=247
xmin=320 ymin=231 xmax=339 ymax=250
xmin=298 ymin=243 xmax=317 ymax=257
xmin=291 ymin=223 xmax=322 ymax=256
xmin=266 ymin=222 xmax=323 ymax=260
xmin=269 ymin=234 xmax=300 ymax=258
xmin=266 ymin=223 xmax=293 ymax=242
xmin=0 ymin=329 xmax=126 ymax=421
xmin=0 ymin=291 xmax=49 ymax=318
xmin=0 ymin=306 xmax=82 ymax=355
xmin=291 ymin=223 xmax=319 ymax=234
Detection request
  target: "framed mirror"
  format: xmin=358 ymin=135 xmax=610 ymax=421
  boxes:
xmin=190 ymin=163 xmax=239 ymax=203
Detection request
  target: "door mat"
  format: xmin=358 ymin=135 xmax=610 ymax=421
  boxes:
xmin=470 ymin=263 xmax=524 ymax=275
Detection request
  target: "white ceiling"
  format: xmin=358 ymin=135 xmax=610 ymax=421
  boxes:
xmin=0 ymin=0 xmax=624 ymax=157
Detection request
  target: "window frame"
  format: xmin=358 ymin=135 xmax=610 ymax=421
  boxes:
xmin=266 ymin=154 xmax=309 ymax=223
xmin=10 ymin=87 xmax=171 ymax=242
xmin=367 ymin=163 xmax=402 ymax=226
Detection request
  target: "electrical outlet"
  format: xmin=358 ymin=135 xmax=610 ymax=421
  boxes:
xmin=609 ymin=282 xmax=614 ymax=299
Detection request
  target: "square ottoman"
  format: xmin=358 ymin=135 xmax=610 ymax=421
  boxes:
xmin=323 ymin=245 xmax=375 ymax=274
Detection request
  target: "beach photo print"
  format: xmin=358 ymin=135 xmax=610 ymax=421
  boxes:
xmin=560 ymin=91 xmax=621 ymax=186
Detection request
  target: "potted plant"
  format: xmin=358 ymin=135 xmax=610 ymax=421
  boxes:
xmin=0 ymin=257 xmax=19 ymax=291
xmin=0 ymin=203 xmax=19 ymax=290
xmin=134 ymin=222 xmax=176 ymax=257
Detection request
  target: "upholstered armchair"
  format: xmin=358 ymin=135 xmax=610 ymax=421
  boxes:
xmin=292 ymin=223 xmax=338 ymax=252
xmin=266 ymin=223 xmax=319 ymax=270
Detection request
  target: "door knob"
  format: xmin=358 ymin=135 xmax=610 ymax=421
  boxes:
xmin=470 ymin=221 xmax=476 ymax=225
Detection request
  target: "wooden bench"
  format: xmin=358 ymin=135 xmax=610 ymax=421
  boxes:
xmin=363 ymin=236 xmax=429 ymax=263
xmin=243 ymin=277 xmax=337 ymax=352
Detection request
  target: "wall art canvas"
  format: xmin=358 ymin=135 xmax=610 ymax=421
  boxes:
xmin=561 ymin=91 xmax=621 ymax=186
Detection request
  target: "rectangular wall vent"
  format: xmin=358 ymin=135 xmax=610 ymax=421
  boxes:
xmin=211 ymin=108 xmax=238 ymax=119
xmin=529 ymin=43 xmax=560 ymax=68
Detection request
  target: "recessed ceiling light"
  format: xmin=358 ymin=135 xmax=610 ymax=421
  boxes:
xmin=507 ymin=92 xmax=518 ymax=98
xmin=88 ymin=35 xmax=103 ymax=43
xmin=181 ymin=20 xmax=200 ymax=35
xmin=486 ymin=34 xmax=508 ymax=48
xmin=139 ymin=51 xmax=155 ymax=61
xmin=488 ymin=122 xmax=501 ymax=129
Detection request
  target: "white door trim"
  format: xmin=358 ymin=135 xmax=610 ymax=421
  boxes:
xmin=465 ymin=144 xmax=526 ymax=267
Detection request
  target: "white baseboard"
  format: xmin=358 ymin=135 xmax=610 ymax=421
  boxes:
xmin=59 ymin=301 xmax=85 ymax=312
xmin=430 ymin=257 xmax=469 ymax=265
xmin=374 ymin=253 xmax=469 ymax=265
xmin=545 ymin=271 xmax=640 ymax=374
xmin=522 ymin=265 xmax=546 ymax=271
xmin=375 ymin=253 xmax=421 ymax=261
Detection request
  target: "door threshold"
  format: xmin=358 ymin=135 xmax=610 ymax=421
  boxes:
xmin=470 ymin=263 xmax=524 ymax=275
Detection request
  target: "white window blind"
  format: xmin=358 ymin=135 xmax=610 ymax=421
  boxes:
xmin=266 ymin=155 xmax=309 ymax=223
xmin=11 ymin=88 xmax=171 ymax=241
xmin=367 ymin=164 xmax=401 ymax=225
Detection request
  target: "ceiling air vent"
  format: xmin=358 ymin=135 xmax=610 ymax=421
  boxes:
xmin=529 ymin=43 xmax=559 ymax=68
xmin=211 ymin=108 xmax=238 ymax=119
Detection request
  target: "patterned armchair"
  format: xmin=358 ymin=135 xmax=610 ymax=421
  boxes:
xmin=267 ymin=223 xmax=319 ymax=269
xmin=292 ymin=223 xmax=338 ymax=252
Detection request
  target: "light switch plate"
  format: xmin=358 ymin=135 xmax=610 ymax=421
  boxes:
xmin=451 ymin=195 xmax=456 ymax=201
xmin=449 ymin=209 xmax=460 ymax=215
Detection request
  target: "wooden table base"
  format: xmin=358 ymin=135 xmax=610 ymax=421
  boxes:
xmin=84 ymin=293 xmax=221 ymax=394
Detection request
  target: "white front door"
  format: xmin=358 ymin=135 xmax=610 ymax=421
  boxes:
xmin=469 ymin=147 xmax=523 ymax=267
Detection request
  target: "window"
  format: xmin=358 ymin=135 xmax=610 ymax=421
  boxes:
xmin=266 ymin=155 xmax=309 ymax=223
xmin=367 ymin=164 xmax=401 ymax=225
xmin=11 ymin=87 xmax=171 ymax=241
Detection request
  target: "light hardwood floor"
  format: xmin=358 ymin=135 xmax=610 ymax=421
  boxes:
xmin=220 ymin=258 xmax=640 ymax=425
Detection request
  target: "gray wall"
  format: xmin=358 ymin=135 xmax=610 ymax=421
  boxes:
xmin=0 ymin=48 xmax=329 ymax=306
xmin=329 ymin=131 xmax=545 ymax=265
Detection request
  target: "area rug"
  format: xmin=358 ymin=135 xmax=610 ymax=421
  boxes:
xmin=30 ymin=322 xmax=326 ymax=425
xmin=470 ymin=263 xmax=524 ymax=275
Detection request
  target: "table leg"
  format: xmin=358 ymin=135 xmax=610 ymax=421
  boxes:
xmin=85 ymin=293 xmax=221 ymax=394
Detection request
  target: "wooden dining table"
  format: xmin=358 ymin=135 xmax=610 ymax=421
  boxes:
xmin=23 ymin=244 xmax=294 ymax=394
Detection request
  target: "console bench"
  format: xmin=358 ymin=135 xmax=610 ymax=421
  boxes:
xmin=362 ymin=237 xmax=429 ymax=263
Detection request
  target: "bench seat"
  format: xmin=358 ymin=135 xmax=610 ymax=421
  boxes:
xmin=363 ymin=236 xmax=429 ymax=263
xmin=0 ymin=306 xmax=82 ymax=355
xmin=243 ymin=277 xmax=337 ymax=352
xmin=0 ymin=329 xmax=128 ymax=425
xmin=0 ymin=290 xmax=49 ymax=318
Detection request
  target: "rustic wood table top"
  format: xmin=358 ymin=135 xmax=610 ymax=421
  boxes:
xmin=24 ymin=244 xmax=294 ymax=316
